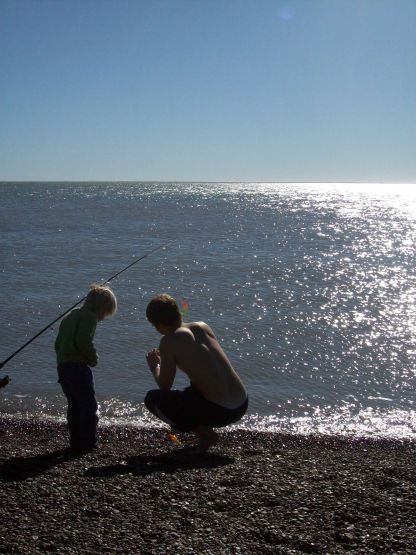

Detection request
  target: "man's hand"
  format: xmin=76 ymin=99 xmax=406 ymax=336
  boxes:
xmin=147 ymin=338 xmax=176 ymax=390
xmin=146 ymin=349 xmax=161 ymax=371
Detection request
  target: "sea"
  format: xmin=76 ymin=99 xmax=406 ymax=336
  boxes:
xmin=1 ymin=182 xmax=415 ymax=438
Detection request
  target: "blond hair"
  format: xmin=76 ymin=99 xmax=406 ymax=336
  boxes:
xmin=84 ymin=284 xmax=117 ymax=317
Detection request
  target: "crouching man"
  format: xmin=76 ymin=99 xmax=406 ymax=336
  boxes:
xmin=144 ymin=294 xmax=248 ymax=453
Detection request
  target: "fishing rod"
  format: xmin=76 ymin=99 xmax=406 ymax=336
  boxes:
xmin=0 ymin=242 xmax=171 ymax=388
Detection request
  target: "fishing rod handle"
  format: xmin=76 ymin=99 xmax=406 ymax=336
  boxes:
xmin=0 ymin=375 xmax=10 ymax=388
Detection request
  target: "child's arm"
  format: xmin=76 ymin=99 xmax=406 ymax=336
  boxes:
xmin=54 ymin=320 xmax=63 ymax=355
xmin=75 ymin=316 xmax=98 ymax=367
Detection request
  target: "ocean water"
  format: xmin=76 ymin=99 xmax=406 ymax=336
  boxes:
xmin=1 ymin=182 xmax=415 ymax=438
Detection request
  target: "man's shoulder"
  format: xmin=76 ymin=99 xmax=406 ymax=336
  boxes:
xmin=179 ymin=322 xmax=214 ymax=342
xmin=187 ymin=321 xmax=209 ymax=330
xmin=188 ymin=321 xmax=214 ymax=335
xmin=161 ymin=324 xmax=198 ymax=345
xmin=179 ymin=322 xmax=209 ymax=335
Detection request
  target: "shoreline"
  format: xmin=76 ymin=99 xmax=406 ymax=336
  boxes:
xmin=1 ymin=417 xmax=415 ymax=554
xmin=2 ymin=406 xmax=415 ymax=441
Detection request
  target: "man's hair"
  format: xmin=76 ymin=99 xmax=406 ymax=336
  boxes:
xmin=146 ymin=294 xmax=182 ymax=326
xmin=84 ymin=284 xmax=117 ymax=317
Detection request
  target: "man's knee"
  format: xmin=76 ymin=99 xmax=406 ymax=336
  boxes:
xmin=144 ymin=389 xmax=160 ymax=412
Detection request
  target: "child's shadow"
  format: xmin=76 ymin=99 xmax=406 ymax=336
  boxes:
xmin=85 ymin=451 xmax=235 ymax=478
xmin=0 ymin=449 xmax=73 ymax=482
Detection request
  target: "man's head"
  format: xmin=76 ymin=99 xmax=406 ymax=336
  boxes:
xmin=84 ymin=284 xmax=117 ymax=321
xmin=146 ymin=294 xmax=182 ymax=334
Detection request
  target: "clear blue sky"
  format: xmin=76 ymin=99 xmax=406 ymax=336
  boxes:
xmin=1 ymin=0 xmax=415 ymax=182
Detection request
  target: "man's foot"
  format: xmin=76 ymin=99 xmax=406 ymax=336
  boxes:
xmin=181 ymin=427 xmax=219 ymax=455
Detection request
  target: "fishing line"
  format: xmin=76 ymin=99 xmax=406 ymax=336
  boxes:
xmin=0 ymin=241 xmax=171 ymax=386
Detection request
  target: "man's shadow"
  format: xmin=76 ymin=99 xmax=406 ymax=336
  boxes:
xmin=0 ymin=449 xmax=74 ymax=482
xmin=85 ymin=451 xmax=235 ymax=478
xmin=0 ymin=449 xmax=235 ymax=482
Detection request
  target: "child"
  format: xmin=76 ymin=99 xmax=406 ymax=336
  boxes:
xmin=55 ymin=284 xmax=117 ymax=453
xmin=144 ymin=294 xmax=248 ymax=453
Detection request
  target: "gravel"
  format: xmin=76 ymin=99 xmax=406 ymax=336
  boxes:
xmin=0 ymin=417 xmax=415 ymax=554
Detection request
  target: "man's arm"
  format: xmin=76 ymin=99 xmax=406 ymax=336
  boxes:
xmin=146 ymin=336 xmax=176 ymax=390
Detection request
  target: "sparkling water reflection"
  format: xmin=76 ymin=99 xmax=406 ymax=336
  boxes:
xmin=1 ymin=182 xmax=415 ymax=437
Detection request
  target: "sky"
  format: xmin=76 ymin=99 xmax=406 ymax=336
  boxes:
xmin=1 ymin=0 xmax=415 ymax=182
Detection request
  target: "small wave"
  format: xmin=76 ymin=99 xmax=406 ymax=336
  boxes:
xmin=1 ymin=396 xmax=415 ymax=439
xmin=236 ymin=407 xmax=416 ymax=439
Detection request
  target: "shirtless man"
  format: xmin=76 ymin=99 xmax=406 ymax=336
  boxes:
xmin=144 ymin=294 xmax=248 ymax=453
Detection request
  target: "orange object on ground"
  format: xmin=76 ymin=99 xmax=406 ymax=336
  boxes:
xmin=167 ymin=432 xmax=182 ymax=444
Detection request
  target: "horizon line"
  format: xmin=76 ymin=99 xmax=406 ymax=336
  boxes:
xmin=1 ymin=180 xmax=416 ymax=185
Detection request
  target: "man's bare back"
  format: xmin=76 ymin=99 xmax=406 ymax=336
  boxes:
xmin=144 ymin=294 xmax=248 ymax=453
xmin=159 ymin=321 xmax=247 ymax=409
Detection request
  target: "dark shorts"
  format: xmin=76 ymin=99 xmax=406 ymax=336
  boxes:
xmin=144 ymin=385 xmax=248 ymax=432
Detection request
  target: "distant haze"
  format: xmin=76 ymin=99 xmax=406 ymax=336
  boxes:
xmin=1 ymin=0 xmax=415 ymax=182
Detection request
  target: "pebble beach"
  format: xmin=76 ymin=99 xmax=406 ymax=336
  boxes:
xmin=0 ymin=417 xmax=415 ymax=554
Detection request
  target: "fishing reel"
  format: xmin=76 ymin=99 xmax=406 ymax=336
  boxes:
xmin=0 ymin=375 xmax=10 ymax=389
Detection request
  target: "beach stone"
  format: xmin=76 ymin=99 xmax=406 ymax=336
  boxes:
xmin=1 ymin=419 xmax=415 ymax=555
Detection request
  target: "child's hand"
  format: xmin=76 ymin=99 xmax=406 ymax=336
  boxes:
xmin=146 ymin=349 xmax=161 ymax=370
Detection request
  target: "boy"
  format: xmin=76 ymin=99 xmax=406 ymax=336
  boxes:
xmin=144 ymin=294 xmax=248 ymax=453
xmin=55 ymin=284 xmax=117 ymax=453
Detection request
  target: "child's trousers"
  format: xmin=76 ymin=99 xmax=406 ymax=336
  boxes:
xmin=57 ymin=362 xmax=98 ymax=450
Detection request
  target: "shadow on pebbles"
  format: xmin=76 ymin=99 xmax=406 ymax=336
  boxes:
xmin=0 ymin=417 xmax=415 ymax=554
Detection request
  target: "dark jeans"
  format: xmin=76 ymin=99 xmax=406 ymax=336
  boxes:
xmin=57 ymin=362 xmax=98 ymax=449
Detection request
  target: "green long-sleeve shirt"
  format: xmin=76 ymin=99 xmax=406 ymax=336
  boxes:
xmin=55 ymin=307 xmax=98 ymax=366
